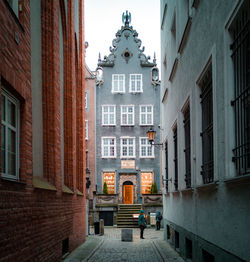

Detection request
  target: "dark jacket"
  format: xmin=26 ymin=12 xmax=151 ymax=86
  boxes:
xmin=156 ymin=211 xmax=162 ymax=222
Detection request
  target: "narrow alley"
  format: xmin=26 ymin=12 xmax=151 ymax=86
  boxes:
xmin=64 ymin=227 xmax=185 ymax=262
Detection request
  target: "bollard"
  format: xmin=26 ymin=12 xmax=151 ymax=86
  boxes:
xmin=99 ymin=219 xmax=104 ymax=236
xmin=121 ymin=228 xmax=133 ymax=242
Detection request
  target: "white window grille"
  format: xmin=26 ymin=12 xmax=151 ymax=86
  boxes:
xmin=85 ymin=120 xmax=88 ymax=140
xmin=139 ymin=137 xmax=154 ymax=158
xmin=85 ymin=92 xmax=88 ymax=109
xmin=140 ymin=105 xmax=153 ymax=125
xmin=112 ymin=74 xmax=125 ymax=93
xmin=1 ymin=89 xmax=20 ymax=179
xmin=102 ymin=137 xmax=116 ymax=158
xmin=121 ymin=105 xmax=134 ymax=126
xmin=129 ymin=74 xmax=143 ymax=93
xmin=102 ymin=105 xmax=116 ymax=125
xmin=120 ymin=137 xmax=135 ymax=158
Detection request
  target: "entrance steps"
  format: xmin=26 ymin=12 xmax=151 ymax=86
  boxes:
xmin=117 ymin=204 xmax=141 ymax=228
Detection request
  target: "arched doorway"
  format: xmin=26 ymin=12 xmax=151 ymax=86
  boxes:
xmin=123 ymin=181 xmax=133 ymax=204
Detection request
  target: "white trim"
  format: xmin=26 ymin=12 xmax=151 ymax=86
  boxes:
xmin=85 ymin=120 xmax=88 ymax=140
xmin=120 ymin=105 xmax=134 ymax=126
xmin=120 ymin=136 xmax=136 ymax=159
xmin=139 ymin=137 xmax=154 ymax=158
xmin=112 ymin=74 xmax=125 ymax=93
xmin=101 ymin=136 xmax=116 ymax=158
xmin=102 ymin=105 xmax=116 ymax=126
xmin=129 ymin=74 xmax=143 ymax=93
xmin=139 ymin=105 xmax=154 ymax=126
xmin=1 ymin=88 xmax=20 ymax=180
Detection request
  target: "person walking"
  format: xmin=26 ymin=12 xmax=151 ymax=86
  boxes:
xmin=138 ymin=209 xmax=146 ymax=239
xmin=156 ymin=210 xmax=162 ymax=230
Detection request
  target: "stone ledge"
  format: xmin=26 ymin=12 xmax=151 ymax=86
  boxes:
xmin=33 ymin=177 xmax=56 ymax=191
xmin=181 ymin=187 xmax=194 ymax=194
xmin=77 ymin=189 xmax=83 ymax=196
xmin=196 ymin=181 xmax=218 ymax=192
xmin=224 ymin=174 xmax=250 ymax=186
xmin=62 ymin=184 xmax=74 ymax=194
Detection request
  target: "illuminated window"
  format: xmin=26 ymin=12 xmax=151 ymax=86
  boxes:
xmin=140 ymin=105 xmax=153 ymax=125
xmin=141 ymin=172 xmax=153 ymax=194
xmin=103 ymin=172 xmax=115 ymax=194
xmin=121 ymin=105 xmax=134 ymax=125
xmin=112 ymin=74 xmax=125 ymax=93
xmin=129 ymin=74 xmax=143 ymax=93
xmin=102 ymin=105 xmax=116 ymax=126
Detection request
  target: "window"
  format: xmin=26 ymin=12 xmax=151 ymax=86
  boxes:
xmin=120 ymin=137 xmax=135 ymax=158
xmin=141 ymin=172 xmax=153 ymax=194
xmin=6 ymin=0 xmax=19 ymax=17
xmin=121 ymin=105 xmax=134 ymax=126
xmin=173 ymin=126 xmax=178 ymax=190
xmin=183 ymin=105 xmax=191 ymax=188
xmin=140 ymin=137 xmax=154 ymax=158
xmin=85 ymin=92 xmax=88 ymax=109
xmin=165 ymin=141 xmax=169 ymax=192
xmin=199 ymin=64 xmax=213 ymax=183
xmin=140 ymin=105 xmax=153 ymax=125
xmin=1 ymin=89 xmax=20 ymax=179
xmin=112 ymin=74 xmax=125 ymax=93
xmin=129 ymin=74 xmax=143 ymax=93
xmin=102 ymin=105 xmax=116 ymax=126
xmin=85 ymin=120 xmax=88 ymax=140
xmin=101 ymin=137 xmax=116 ymax=158
xmin=230 ymin=1 xmax=250 ymax=176
xmin=103 ymin=172 xmax=115 ymax=194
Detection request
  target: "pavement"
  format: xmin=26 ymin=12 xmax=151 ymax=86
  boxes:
xmin=63 ymin=227 xmax=185 ymax=262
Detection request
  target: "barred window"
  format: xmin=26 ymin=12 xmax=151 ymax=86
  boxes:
xmin=230 ymin=1 xmax=250 ymax=176
xmin=173 ymin=126 xmax=178 ymax=190
xmin=199 ymin=64 xmax=213 ymax=184
xmin=165 ymin=141 xmax=169 ymax=192
xmin=183 ymin=105 xmax=191 ymax=188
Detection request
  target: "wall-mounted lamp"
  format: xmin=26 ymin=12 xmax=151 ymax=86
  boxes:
xmin=146 ymin=127 xmax=163 ymax=147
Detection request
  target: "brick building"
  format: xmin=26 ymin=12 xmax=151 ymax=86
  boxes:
xmin=0 ymin=1 xmax=86 ymax=261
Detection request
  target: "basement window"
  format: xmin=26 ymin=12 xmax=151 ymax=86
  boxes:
xmin=185 ymin=238 xmax=192 ymax=259
xmin=202 ymin=249 xmax=215 ymax=262
xmin=62 ymin=238 xmax=69 ymax=256
xmin=175 ymin=231 xmax=180 ymax=251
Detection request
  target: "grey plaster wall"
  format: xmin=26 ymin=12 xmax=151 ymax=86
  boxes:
xmin=31 ymin=0 xmax=43 ymax=177
xmin=95 ymin=23 xmax=161 ymax=202
xmin=161 ymin=0 xmax=250 ymax=261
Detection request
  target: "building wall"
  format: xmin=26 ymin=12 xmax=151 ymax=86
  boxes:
xmin=161 ymin=0 xmax=250 ymax=261
xmin=0 ymin=1 xmax=86 ymax=261
xmin=95 ymin=19 xmax=161 ymax=203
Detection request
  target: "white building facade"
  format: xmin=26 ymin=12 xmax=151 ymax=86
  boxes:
xmin=160 ymin=0 xmax=250 ymax=261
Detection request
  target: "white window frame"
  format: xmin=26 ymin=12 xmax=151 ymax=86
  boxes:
xmin=101 ymin=137 xmax=116 ymax=158
xmin=1 ymin=88 xmax=20 ymax=180
xmin=112 ymin=74 xmax=125 ymax=93
xmin=139 ymin=137 xmax=154 ymax=158
xmin=120 ymin=105 xmax=134 ymax=126
xmin=85 ymin=92 xmax=88 ymax=109
xmin=129 ymin=74 xmax=143 ymax=93
xmin=120 ymin=137 xmax=136 ymax=158
xmin=140 ymin=105 xmax=153 ymax=125
xmin=102 ymin=105 xmax=116 ymax=126
xmin=85 ymin=120 xmax=88 ymax=140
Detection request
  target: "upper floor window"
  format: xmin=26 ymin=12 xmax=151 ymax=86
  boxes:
xmin=102 ymin=137 xmax=116 ymax=158
xmin=120 ymin=137 xmax=135 ymax=158
xmin=6 ymin=0 xmax=19 ymax=17
xmin=139 ymin=137 xmax=154 ymax=158
xmin=85 ymin=120 xmax=88 ymax=140
xmin=230 ymin=0 xmax=250 ymax=176
xmin=1 ymin=88 xmax=20 ymax=180
xmin=102 ymin=105 xmax=116 ymax=126
xmin=140 ymin=105 xmax=153 ymax=125
xmin=121 ymin=105 xmax=134 ymax=126
xmin=85 ymin=92 xmax=88 ymax=109
xmin=173 ymin=126 xmax=178 ymax=190
xmin=112 ymin=74 xmax=125 ymax=93
xmin=129 ymin=74 xmax=143 ymax=93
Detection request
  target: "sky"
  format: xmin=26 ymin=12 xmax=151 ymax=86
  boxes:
xmin=84 ymin=0 xmax=161 ymax=71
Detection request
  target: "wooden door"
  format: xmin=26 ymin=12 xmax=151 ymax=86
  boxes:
xmin=123 ymin=185 xmax=133 ymax=204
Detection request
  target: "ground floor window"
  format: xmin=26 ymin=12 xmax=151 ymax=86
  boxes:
xmin=103 ymin=172 xmax=115 ymax=194
xmin=141 ymin=172 xmax=153 ymax=194
xmin=1 ymin=88 xmax=20 ymax=179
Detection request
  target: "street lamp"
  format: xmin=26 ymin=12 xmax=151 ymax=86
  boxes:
xmin=146 ymin=127 xmax=163 ymax=147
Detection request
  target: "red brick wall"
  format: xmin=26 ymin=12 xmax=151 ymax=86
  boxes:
xmin=0 ymin=0 xmax=86 ymax=261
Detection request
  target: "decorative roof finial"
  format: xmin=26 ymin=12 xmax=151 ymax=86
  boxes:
xmin=122 ymin=10 xmax=131 ymax=26
xmin=153 ymin=52 xmax=156 ymax=64
xmin=98 ymin=52 xmax=101 ymax=62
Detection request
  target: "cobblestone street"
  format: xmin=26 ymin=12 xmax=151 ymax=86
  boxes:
xmin=64 ymin=227 xmax=185 ymax=262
